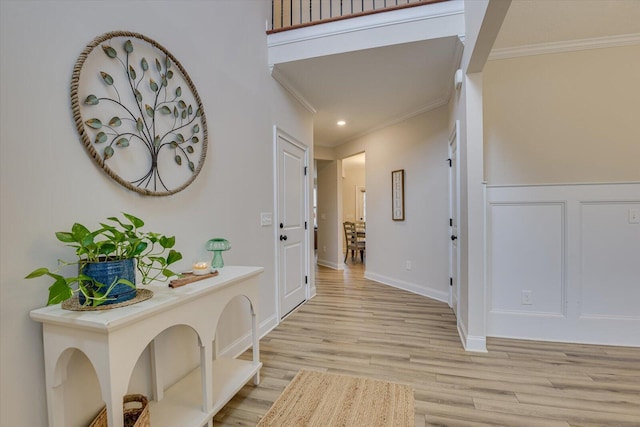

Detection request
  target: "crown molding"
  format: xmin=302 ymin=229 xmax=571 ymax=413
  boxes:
xmin=270 ymin=66 xmax=317 ymax=114
xmin=331 ymin=35 xmax=464 ymax=147
xmin=489 ymin=33 xmax=640 ymax=61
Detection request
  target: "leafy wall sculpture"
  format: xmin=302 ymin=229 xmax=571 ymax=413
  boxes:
xmin=71 ymin=31 xmax=208 ymax=196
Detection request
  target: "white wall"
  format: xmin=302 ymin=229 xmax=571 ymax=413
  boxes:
xmin=0 ymin=1 xmax=312 ymax=426
xmin=484 ymin=44 xmax=640 ymax=185
xmin=336 ymin=107 xmax=451 ymax=302
xmin=316 ymin=159 xmax=343 ymax=269
xmin=314 ymin=145 xmax=335 ymax=161
xmin=447 ymin=0 xmax=509 ymax=352
xmin=445 ymin=0 xmax=493 ymax=351
xmin=483 ymin=45 xmax=640 ymax=346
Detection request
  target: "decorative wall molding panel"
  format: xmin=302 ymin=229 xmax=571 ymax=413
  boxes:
xmin=580 ymin=202 xmax=640 ymax=320
xmin=486 ymin=183 xmax=640 ymax=346
xmin=488 ymin=201 xmax=566 ymax=316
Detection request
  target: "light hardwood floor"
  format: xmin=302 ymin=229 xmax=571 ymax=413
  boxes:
xmin=214 ymin=263 xmax=640 ymax=426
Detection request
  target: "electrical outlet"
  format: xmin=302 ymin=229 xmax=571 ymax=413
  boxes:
xmin=629 ymin=209 xmax=640 ymax=224
xmin=405 ymin=261 xmax=412 ymax=270
xmin=521 ymin=290 xmax=533 ymax=305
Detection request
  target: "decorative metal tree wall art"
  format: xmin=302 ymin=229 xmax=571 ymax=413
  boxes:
xmin=70 ymin=31 xmax=208 ymax=196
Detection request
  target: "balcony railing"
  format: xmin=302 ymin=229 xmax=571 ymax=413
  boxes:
xmin=269 ymin=0 xmax=449 ymax=33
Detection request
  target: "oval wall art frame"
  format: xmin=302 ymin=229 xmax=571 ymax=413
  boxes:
xmin=71 ymin=31 xmax=208 ymax=196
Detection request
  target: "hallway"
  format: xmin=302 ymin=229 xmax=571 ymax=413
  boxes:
xmin=215 ymin=264 xmax=640 ymax=426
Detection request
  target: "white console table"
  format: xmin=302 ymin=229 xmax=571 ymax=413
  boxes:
xmin=30 ymin=266 xmax=263 ymax=427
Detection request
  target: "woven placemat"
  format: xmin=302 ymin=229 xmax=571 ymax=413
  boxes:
xmin=61 ymin=289 xmax=153 ymax=311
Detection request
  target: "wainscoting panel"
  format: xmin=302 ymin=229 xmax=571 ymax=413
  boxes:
xmin=580 ymin=201 xmax=640 ymax=319
xmin=489 ymin=202 xmax=565 ymax=315
xmin=486 ymin=183 xmax=640 ymax=347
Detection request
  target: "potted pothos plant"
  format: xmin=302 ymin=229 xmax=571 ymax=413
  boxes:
xmin=25 ymin=213 xmax=182 ymax=307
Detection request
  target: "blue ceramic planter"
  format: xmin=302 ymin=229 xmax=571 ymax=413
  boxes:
xmin=79 ymin=258 xmax=136 ymax=305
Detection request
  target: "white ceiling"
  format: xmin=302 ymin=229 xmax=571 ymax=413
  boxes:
xmin=273 ymin=0 xmax=640 ymax=149
xmin=274 ymin=36 xmax=461 ymax=147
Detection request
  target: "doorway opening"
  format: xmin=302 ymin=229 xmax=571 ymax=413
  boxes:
xmin=342 ymin=153 xmax=366 ymax=264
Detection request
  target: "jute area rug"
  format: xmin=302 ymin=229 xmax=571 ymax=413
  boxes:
xmin=257 ymin=370 xmax=414 ymax=427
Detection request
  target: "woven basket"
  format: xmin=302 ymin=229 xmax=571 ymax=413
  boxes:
xmin=89 ymin=394 xmax=150 ymax=427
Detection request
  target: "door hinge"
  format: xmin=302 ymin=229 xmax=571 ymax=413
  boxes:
xmin=450 ymin=277 xmax=453 ymax=286
xmin=449 ymin=218 xmax=453 ymax=227
xmin=304 ymin=166 xmax=308 ymax=175
xmin=305 ymin=275 xmax=308 ymax=284
xmin=305 ymin=221 xmax=308 ymax=230
xmin=448 ymin=158 xmax=452 ymax=167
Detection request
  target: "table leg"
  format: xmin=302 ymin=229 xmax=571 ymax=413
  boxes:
xmin=251 ymin=307 xmax=260 ymax=385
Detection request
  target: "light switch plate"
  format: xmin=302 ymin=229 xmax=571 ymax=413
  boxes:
xmin=629 ymin=209 xmax=640 ymax=224
xmin=260 ymin=212 xmax=273 ymax=226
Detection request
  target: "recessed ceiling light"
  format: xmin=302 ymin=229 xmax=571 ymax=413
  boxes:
xmin=337 ymin=120 xmax=346 ymax=126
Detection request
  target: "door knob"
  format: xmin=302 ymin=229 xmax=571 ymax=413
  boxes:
xmin=451 ymin=235 xmax=458 ymax=241
xmin=280 ymin=235 xmax=288 ymax=241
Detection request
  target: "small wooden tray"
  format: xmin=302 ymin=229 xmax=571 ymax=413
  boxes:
xmin=169 ymin=270 xmax=219 ymax=288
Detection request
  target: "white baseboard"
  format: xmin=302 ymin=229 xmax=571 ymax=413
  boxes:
xmin=487 ymin=311 xmax=640 ymax=347
xmin=457 ymin=320 xmax=487 ymax=353
xmin=317 ymin=258 xmax=343 ymax=270
xmin=364 ymin=271 xmax=449 ymax=303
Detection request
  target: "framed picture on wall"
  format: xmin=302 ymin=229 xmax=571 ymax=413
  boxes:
xmin=391 ymin=169 xmax=405 ymax=221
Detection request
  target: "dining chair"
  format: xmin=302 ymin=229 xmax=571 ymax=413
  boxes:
xmin=343 ymin=221 xmax=365 ymax=263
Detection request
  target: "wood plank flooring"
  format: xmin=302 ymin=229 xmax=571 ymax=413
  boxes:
xmin=214 ymin=263 xmax=640 ymax=426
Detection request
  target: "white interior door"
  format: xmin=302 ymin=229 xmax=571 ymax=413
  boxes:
xmin=276 ymin=131 xmax=308 ymax=318
xmin=449 ymin=121 xmax=460 ymax=315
